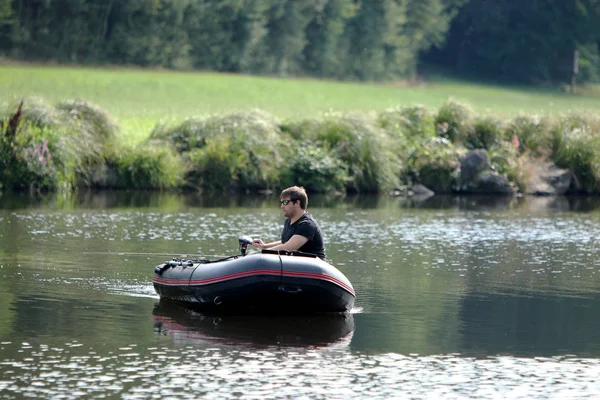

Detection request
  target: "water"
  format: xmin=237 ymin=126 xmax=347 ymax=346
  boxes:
xmin=1 ymin=192 xmax=600 ymax=399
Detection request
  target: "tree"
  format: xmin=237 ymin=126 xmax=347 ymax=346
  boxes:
xmin=185 ymin=0 xmax=270 ymax=73
xmin=105 ymin=0 xmax=192 ymax=68
xmin=0 ymin=0 xmax=11 ymax=22
xmin=428 ymin=0 xmax=600 ymax=85
xmin=259 ymin=0 xmax=316 ymax=76
xmin=404 ymin=0 xmax=466 ymax=54
xmin=340 ymin=0 xmax=411 ymax=81
xmin=0 ymin=0 xmax=14 ymax=53
xmin=303 ymin=0 xmax=356 ymax=78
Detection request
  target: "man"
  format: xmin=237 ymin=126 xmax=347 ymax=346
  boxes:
xmin=251 ymin=186 xmax=326 ymax=260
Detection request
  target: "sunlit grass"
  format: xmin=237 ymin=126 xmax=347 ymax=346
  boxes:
xmin=2 ymin=64 xmax=600 ymax=145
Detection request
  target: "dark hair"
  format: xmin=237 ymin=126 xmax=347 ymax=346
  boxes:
xmin=281 ymin=186 xmax=308 ymax=209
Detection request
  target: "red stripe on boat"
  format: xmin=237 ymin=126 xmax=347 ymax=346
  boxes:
xmin=153 ymin=269 xmax=280 ymax=286
xmin=153 ymin=269 xmax=355 ymax=296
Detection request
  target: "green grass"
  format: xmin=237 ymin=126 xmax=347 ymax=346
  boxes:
xmin=2 ymin=64 xmax=600 ymax=145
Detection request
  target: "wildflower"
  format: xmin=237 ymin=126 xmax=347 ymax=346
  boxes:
xmin=512 ymin=135 xmax=520 ymax=149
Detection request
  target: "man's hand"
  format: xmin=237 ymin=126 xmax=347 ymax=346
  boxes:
xmin=251 ymin=238 xmax=267 ymax=249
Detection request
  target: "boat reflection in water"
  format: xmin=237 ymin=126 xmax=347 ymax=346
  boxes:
xmin=152 ymin=300 xmax=355 ymax=348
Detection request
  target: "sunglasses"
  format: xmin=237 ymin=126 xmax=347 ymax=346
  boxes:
xmin=280 ymin=199 xmax=295 ymax=206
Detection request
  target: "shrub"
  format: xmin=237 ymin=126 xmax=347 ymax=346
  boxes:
xmin=551 ymin=114 xmax=600 ymax=192
xmin=109 ymin=145 xmax=184 ymax=190
xmin=15 ymin=97 xmax=62 ymax=128
xmin=281 ymin=119 xmax=323 ymax=141
xmin=279 ymin=143 xmax=348 ymax=193
xmin=378 ymin=105 xmax=436 ymax=142
xmin=150 ymin=117 xmax=209 ymax=153
xmin=150 ymin=109 xmax=281 ymax=151
xmin=185 ymin=139 xmax=239 ymax=191
xmin=0 ymin=101 xmax=66 ymax=191
xmin=505 ymin=114 xmax=555 ymax=156
xmin=408 ymin=137 xmax=464 ymax=193
xmin=488 ymin=140 xmax=527 ymax=193
xmin=464 ymin=116 xmax=505 ymax=150
xmin=308 ymin=112 xmax=402 ymax=193
xmin=434 ymin=99 xmax=474 ymax=143
xmin=150 ymin=110 xmax=285 ymax=191
xmin=56 ymin=100 xmax=118 ymax=143
xmin=0 ymin=98 xmax=119 ymax=191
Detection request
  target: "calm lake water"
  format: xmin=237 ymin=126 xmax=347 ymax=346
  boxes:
xmin=1 ymin=191 xmax=600 ymax=399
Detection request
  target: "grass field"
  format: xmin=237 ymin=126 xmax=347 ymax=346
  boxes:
xmin=2 ymin=64 xmax=600 ymax=144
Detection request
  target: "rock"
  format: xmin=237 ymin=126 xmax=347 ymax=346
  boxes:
xmin=460 ymin=150 xmax=490 ymax=184
xmin=526 ymin=164 xmax=572 ymax=196
xmin=475 ymin=172 xmax=514 ymax=195
xmin=458 ymin=150 xmax=513 ymax=194
xmin=408 ymin=183 xmax=435 ymax=201
xmin=410 ymin=184 xmax=435 ymax=197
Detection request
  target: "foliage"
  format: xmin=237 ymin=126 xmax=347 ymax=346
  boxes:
xmin=505 ymin=115 xmax=555 ymax=157
xmin=0 ymin=0 xmax=459 ymax=82
xmin=379 ymin=104 xmax=436 ymax=143
xmin=404 ymin=0 xmax=467 ymax=56
xmin=185 ymin=141 xmax=237 ymax=191
xmin=340 ymin=0 xmax=412 ymax=81
xmin=6 ymin=92 xmax=600 ymax=194
xmin=0 ymin=0 xmax=11 ymax=22
xmin=488 ymin=140 xmax=527 ymax=193
xmin=258 ymin=1 xmax=315 ymax=76
xmin=408 ymin=137 xmax=463 ymax=193
xmin=430 ymin=0 xmax=600 ymax=85
xmin=55 ymin=100 xmax=118 ymax=143
xmin=0 ymin=98 xmax=118 ymax=191
xmin=378 ymin=105 xmax=436 ymax=184
xmin=434 ymin=99 xmax=473 ymax=143
xmin=279 ymin=142 xmax=348 ymax=193
xmin=108 ymin=145 xmax=184 ymax=190
xmin=152 ymin=109 xmax=284 ymax=191
xmin=551 ymin=114 xmax=600 ymax=192
xmin=465 ymin=116 xmax=504 ymax=150
xmin=303 ymin=0 xmax=356 ymax=78
xmin=307 ymin=113 xmax=402 ymax=193
xmin=280 ymin=119 xmax=324 ymax=141
xmin=3 ymin=0 xmax=600 ymax=86
xmin=16 ymin=97 xmax=63 ymax=127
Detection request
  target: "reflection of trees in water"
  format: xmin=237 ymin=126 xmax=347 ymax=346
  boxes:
xmin=402 ymin=194 xmax=520 ymax=210
xmin=2 ymin=192 xmax=600 ymax=212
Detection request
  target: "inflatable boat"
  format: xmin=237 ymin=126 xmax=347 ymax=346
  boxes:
xmin=152 ymin=237 xmax=356 ymax=314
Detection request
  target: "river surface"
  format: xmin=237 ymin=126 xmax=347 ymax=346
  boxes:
xmin=1 ymin=192 xmax=600 ymax=399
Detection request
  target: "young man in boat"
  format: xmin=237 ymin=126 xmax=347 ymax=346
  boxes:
xmin=251 ymin=186 xmax=326 ymax=260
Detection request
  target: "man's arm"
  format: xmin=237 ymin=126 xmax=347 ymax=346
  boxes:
xmin=269 ymin=234 xmax=308 ymax=251
xmin=251 ymin=239 xmax=282 ymax=249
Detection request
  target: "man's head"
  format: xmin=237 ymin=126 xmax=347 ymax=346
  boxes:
xmin=280 ymin=186 xmax=308 ymax=210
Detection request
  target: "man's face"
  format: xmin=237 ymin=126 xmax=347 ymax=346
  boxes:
xmin=280 ymin=198 xmax=296 ymax=218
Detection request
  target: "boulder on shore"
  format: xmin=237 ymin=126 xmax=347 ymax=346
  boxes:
xmin=459 ymin=150 xmax=514 ymax=195
xmin=526 ymin=163 xmax=572 ymax=196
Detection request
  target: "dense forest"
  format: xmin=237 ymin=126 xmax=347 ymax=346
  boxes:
xmin=1 ymin=0 xmax=599 ymax=86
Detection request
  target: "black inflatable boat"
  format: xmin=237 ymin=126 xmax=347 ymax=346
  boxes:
xmin=152 ymin=237 xmax=355 ymax=314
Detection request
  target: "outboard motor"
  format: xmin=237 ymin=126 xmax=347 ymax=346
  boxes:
xmin=239 ymin=236 xmax=253 ymax=256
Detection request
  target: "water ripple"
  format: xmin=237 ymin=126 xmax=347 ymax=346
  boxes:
xmin=1 ymin=342 xmax=599 ymax=399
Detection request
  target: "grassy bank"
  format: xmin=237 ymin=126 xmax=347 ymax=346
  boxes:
xmin=3 ymin=65 xmax=600 ymax=144
xmin=2 ymin=65 xmax=600 ymax=196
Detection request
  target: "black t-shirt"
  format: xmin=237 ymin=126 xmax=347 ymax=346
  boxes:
xmin=281 ymin=212 xmax=326 ymax=260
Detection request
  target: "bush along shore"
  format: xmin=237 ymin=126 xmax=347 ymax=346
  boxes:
xmin=1 ymin=98 xmax=599 ymax=196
